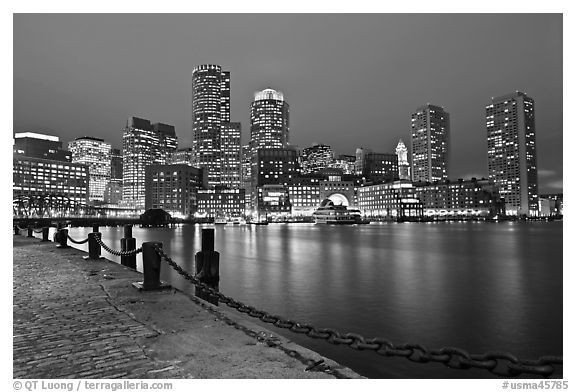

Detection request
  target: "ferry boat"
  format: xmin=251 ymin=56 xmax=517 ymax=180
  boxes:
xmin=312 ymin=199 xmax=360 ymax=224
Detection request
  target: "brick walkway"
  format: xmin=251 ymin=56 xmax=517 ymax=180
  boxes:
xmin=13 ymin=235 xmax=361 ymax=379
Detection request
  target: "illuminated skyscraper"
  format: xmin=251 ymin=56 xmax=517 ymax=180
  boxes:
xmin=301 ymin=144 xmax=334 ymax=174
xmin=13 ymin=132 xmax=71 ymax=162
xmin=221 ymin=122 xmax=242 ymax=189
xmin=122 ymin=116 xmax=177 ymax=209
xmin=395 ymin=139 xmax=411 ymax=180
xmin=68 ymin=137 xmax=112 ymax=203
xmin=250 ymin=88 xmax=289 ymax=150
xmin=486 ymin=92 xmax=538 ymax=216
xmin=192 ymin=64 xmax=230 ymax=187
xmin=410 ymin=104 xmax=450 ymax=182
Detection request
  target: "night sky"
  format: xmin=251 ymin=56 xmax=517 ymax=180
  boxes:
xmin=13 ymin=13 xmax=563 ymax=193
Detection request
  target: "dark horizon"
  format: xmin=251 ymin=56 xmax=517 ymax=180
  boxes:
xmin=13 ymin=13 xmax=563 ymax=193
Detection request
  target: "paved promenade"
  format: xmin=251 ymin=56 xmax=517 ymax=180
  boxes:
xmin=13 ymin=235 xmax=361 ymax=379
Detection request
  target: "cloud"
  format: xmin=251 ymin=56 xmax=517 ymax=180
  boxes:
xmin=545 ymin=180 xmax=563 ymax=190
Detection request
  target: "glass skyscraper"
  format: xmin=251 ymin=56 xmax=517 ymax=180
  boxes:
xmin=486 ymin=92 xmax=538 ymax=216
xmin=250 ymin=88 xmax=289 ymax=150
xmin=68 ymin=136 xmax=112 ymax=203
xmin=410 ymin=104 xmax=450 ymax=182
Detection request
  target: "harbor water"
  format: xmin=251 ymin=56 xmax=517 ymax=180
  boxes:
xmin=63 ymin=221 xmax=563 ymax=378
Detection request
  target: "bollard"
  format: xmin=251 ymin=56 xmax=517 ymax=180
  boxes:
xmin=41 ymin=227 xmax=50 ymax=242
xmin=121 ymin=224 xmax=137 ymax=269
xmin=195 ymin=228 xmax=220 ymax=305
xmin=83 ymin=232 xmax=104 ymax=260
xmin=92 ymin=225 xmax=99 ymax=233
xmin=14 ymin=225 xmax=20 ymax=235
xmin=27 ymin=227 xmax=34 ymax=238
xmin=132 ymin=242 xmax=170 ymax=291
xmin=56 ymin=228 xmax=70 ymax=249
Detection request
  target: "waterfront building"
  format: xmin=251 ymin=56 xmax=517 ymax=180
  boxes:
xmin=355 ymin=148 xmax=398 ymax=183
xmin=253 ymin=148 xmax=298 ymax=215
xmin=144 ymin=164 xmax=206 ymax=218
xmin=192 ymin=64 xmax=230 ymax=187
xmin=122 ymin=116 xmax=178 ymax=209
xmin=221 ymin=122 xmax=242 ymax=189
xmin=168 ymin=148 xmax=194 ymax=166
xmin=301 ymin=144 xmax=334 ymax=174
xmin=319 ymin=175 xmax=359 ymax=207
xmin=414 ymin=178 xmax=504 ymax=218
xmin=357 ymin=180 xmax=423 ymax=219
xmin=257 ymin=184 xmax=291 ymax=217
xmin=486 ymin=92 xmax=538 ymax=216
xmin=13 ymin=155 xmax=89 ymax=207
xmin=330 ymin=154 xmax=356 ymax=175
xmin=395 ymin=139 xmax=411 ymax=180
xmin=13 ymin=132 xmax=71 ymax=162
xmin=68 ymin=136 xmax=112 ymax=203
xmin=250 ymin=88 xmax=289 ymax=150
xmin=240 ymin=143 xmax=252 ymax=213
xmin=196 ymin=188 xmax=245 ymax=218
xmin=539 ymin=194 xmax=563 ymax=216
xmin=411 ymin=104 xmax=450 ymax=182
xmin=287 ymin=175 xmax=322 ymax=216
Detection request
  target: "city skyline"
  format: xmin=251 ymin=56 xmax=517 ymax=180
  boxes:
xmin=13 ymin=14 xmax=562 ymax=193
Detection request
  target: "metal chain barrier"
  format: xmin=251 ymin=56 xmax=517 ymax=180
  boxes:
xmin=66 ymin=233 xmax=90 ymax=244
xmin=94 ymin=234 xmax=142 ymax=257
xmin=152 ymin=244 xmax=562 ymax=378
xmin=33 ymin=228 xmax=44 ymax=233
xmin=17 ymin=225 xmax=28 ymax=231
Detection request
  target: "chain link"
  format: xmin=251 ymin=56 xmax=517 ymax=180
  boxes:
xmin=66 ymin=233 xmax=90 ymax=244
xmin=152 ymin=244 xmax=562 ymax=378
xmin=93 ymin=234 xmax=142 ymax=256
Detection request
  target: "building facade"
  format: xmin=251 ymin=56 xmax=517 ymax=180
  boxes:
xmin=144 ymin=164 xmax=206 ymax=217
xmin=221 ymin=122 xmax=242 ymax=189
xmin=411 ymin=104 xmax=450 ymax=182
xmin=192 ymin=64 xmax=230 ymax=187
xmin=167 ymin=147 xmax=194 ymax=166
xmin=395 ymin=139 xmax=411 ymax=181
xmin=287 ymin=176 xmax=322 ymax=216
xmin=301 ymin=144 xmax=334 ymax=174
xmin=357 ymin=181 xmax=423 ymax=220
xmin=330 ymin=154 xmax=356 ymax=175
xmin=122 ymin=116 xmax=178 ymax=209
xmin=486 ymin=92 xmax=538 ymax=216
xmin=250 ymin=88 xmax=289 ymax=150
xmin=355 ymin=148 xmax=398 ymax=183
xmin=13 ymin=132 xmax=71 ymax=162
xmin=68 ymin=136 xmax=112 ymax=203
xmin=197 ymin=188 xmax=245 ymax=218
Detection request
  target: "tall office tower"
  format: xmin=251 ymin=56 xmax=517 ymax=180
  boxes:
xmin=122 ymin=116 xmax=178 ymax=209
xmin=68 ymin=137 xmax=112 ymax=203
xmin=486 ymin=92 xmax=538 ymax=216
xmin=168 ymin=148 xmax=194 ymax=166
xmin=395 ymin=139 xmax=411 ymax=180
xmin=192 ymin=64 xmax=230 ymax=187
xmin=13 ymin=132 xmax=72 ymax=162
xmin=110 ymin=148 xmax=123 ymax=183
xmin=410 ymin=104 xmax=450 ymax=182
xmin=250 ymin=88 xmax=289 ymax=150
xmin=301 ymin=144 xmax=334 ymax=174
xmin=221 ymin=122 xmax=242 ymax=189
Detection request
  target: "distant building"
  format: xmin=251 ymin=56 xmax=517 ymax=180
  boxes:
xmin=104 ymin=182 xmax=122 ymax=205
xmin=221 ymin=122 xmax=242 ymax=189
xmin=330 ymin=154 xmax=356 ymax=175
xmin=539 ymin=193 xmax=563 ymax=216
xmin=319 ymin=175 xmax=360 ymax=207
xmin=486 ymin=92 xmax=538 ymax=216
xmin=257 ymin=184 xmax=291 ymax=217
xmin=104 ymin=148 xmax=123 ymax=205
xmin=287 ymin=175 xmax=322 ymax=216
xmin=168 ymin=148 xmax=194 ymax=166
xmin=197 ymin=188 xmax=245 ymax=218
xmin=358 ymin=180 xmax=423 ymax=220
xmin=13 ymin=155 xmax=89 ymax=207
xmin=253 ymin=148 xmax=299 ymax=187
xmin=414 ymin=178 xmax=504 ymax=218
xmin=192 ymin=64 xmax=230 ymax=187
xmin=395 ymin=139 xmax=411 ymax=180
xmin=144 ymin=164 xmax=206 ymax=217
xmin=122 ymin=116 xmax=178 ymax=209
xmin=301 ymin=144 xmax=334 ymax=174
xmin=250 ymin=88 xmax=290 ymax=150
xmin=68 ymin=136 xmax=112 ymax=203
xmin=355 ymin=148 xmax=398 ymax=183
xmin=13 ymin=132 xmax=71 ymax=162
xmin=411 ymin=104 xmax=450 ymax=182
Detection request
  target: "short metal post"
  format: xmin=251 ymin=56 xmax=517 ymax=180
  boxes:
xmin=27 ymin=227 xmax=34 ymax=238
xmin=84 ymin=232 xmax=104 ymax=260
xmin=195 ymin=228 xmax=220 ymax=305
xmin=132 ymin=242 xmax=170 ymax=291
xmin=56 ymin=228 xmax=70 ymax=249
xmin=121 ymin=225 xmax=136 ymax=269
xmin=41 ymin=227 xmax=50 ymax=242
xmin=14 ymin=225 xmax=20 ymax=235
xmin=93 ymin=225 xmax=99 ymax=233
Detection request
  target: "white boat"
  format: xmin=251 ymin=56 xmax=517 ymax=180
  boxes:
xmin=312 ymin=199 xmax=359 ymax=224
xmin=214 ymin=217 xmax=227 ymax=225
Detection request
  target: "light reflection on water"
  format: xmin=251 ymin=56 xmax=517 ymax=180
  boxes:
xmin=59 ymin=221 xmax=562 ymax=378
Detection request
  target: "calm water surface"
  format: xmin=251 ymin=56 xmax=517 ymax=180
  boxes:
xmin=62 ymin=221 xmax=563 ymax=378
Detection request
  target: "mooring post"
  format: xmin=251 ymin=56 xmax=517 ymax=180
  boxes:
xmin=121 ymin=224 xmax=137 ymax=269
xmin=41 ymin=227 xmax=50 ymax=242
xmin=27 ymin=227 xmax=34 ymax=238
xmin=14 ymin=225 xmax=20 ymax=235
xmin=195 ymin=228 xmax=220 ymax=305
xmin=132 ymin=242 xmax=170 ymax=291
xmin=56 ymin=228 xmax=70 ymax=249
xmin=84 ymin=232 xmax=104 ymax=260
